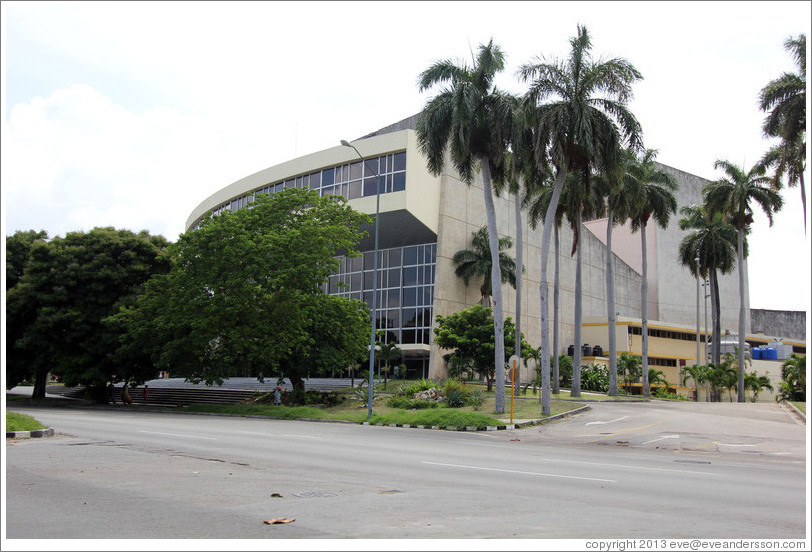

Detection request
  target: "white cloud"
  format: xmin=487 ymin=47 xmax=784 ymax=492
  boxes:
xmin=3 ymin=83 xmax=268 ymax=240
xmin=2 ymin=0 xmax=809 ymax=313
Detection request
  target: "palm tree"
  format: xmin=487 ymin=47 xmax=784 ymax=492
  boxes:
xmin=779 ymin=353 xmax=806 ymax=401
xmin=744 ymin=372 xmax=774 ymax=403
xmin=647 ymin=368 xmax=669 ymax=394
xmin=681 ymin=363 xmax=709 ymax=402
xmin=502 ymin=144 xmax=539 ymax=397
xmin=617 ymin=352 xmax=642 ymax=393
xmin=519 ymin=25 xmax=643 ymax=414
xmin=626 ymin=150 xmax=678 ymax=397
xmin=594 ymin=152 xmax=645 ymax=396
xmin=678 ymin=205 xmax=738 ymax=366
xmin=525 ymin=168 xmax=602 ymax=398
xmin=452 ymin=226 xmax=517 ymax=307
xmin=376 ymin=340 xmax=402 ymax=390
xmin=704 ymin=160 xmax=783 ymax=402
xmin=759 ymin=34 xmax=806 ymax=229
xmin=417 ymin=39 xmax=517 ymax=414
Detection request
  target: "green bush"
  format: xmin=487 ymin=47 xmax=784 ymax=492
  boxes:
xmin=468 ymin=388 xmax=484 ymax=410
xmin=445 ymin=388 xmax=467 ymax=408
xmin=395 ymin=379 xmax=441 ymax=397
xmin=581 ymin=363 xmax=609 ymax=392
xmin=257 ymin=389 xmax=346 ymax=407
xmin=386 ymin=396 xmax=439 ymax=409
xmin=651 ymin=387 xmax=689 ymax=401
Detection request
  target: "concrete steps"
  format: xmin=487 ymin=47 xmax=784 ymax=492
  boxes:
xmin=47 ymin=385 xmax=260 ymax=408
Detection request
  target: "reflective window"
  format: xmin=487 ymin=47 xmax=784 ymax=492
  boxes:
xmin=203 ymin=150 xmax=407 ymax=226
xmin=326 ymin=241 xmax=436 ymax=345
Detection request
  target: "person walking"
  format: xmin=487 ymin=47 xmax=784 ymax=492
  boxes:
xmin=143 ymin=384 xmax=149 ymax=405
xmin=122 ymin=382 xmax=132 ymax=405
xmin=274 ymin=386 xmax=282 ymax=406
xmin=107 ymin=382 xmax=116 ymax=405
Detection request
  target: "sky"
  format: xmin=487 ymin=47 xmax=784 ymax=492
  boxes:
xmin=2 ymin=0 xmax=810 ymax=314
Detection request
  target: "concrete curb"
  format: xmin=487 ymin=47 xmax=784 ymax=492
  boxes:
xmin=783 ymin=401 xmax=806 ymax=422
xmin=6 ymin=427 xmax=56 ymax=439
xmin=359 ymin=404 xmax=592 ymax=432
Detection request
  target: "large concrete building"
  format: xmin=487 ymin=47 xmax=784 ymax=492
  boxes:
xmin=186 ymin=116 xmax=796 ymax=382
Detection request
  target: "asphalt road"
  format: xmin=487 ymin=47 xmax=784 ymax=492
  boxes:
xmin=4 ymin=400 xmax=808 ymax=543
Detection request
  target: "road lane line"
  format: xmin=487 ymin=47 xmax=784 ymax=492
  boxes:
xmin=642 ymin=435 xmax=680 ymax=445
xmin=586 ymin=421 xmax=664 ymax=443
xmin=137 ymin=430 xmax=216 ymax=440
xmin=585 ymin=416 xmax=628 ymax=426
xmin=531 ymin=457 xmax=719 ymax=476
xmin=420 ymin=461 xmax=618 ymax=483
xmin=236 ymin=431 xmax=319 ymax=439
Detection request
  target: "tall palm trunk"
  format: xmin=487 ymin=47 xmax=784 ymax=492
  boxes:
xmin=514 ymin=192 xmax=523 ymax=396
xmin=571 ymin=213 xmax=584 ymax=397
xmin=481 ymin=159 xmax=506 ymax=414
xmin=800 ymin=172 xmax=806 ymax=232
xmin=553 ymin=224 xmax=561 ymax=394
xmin=640 ymin=221 xmax=650 ymax=397
xmin=606 ymin=207 xmax=619 ymax=396
xmin=736 ymin=228 xmax=746 ymax=402
xmin=711 ymin=269 xmax=721 ymax=366
xmin=539 ymin=169 xmax=567 ymax=415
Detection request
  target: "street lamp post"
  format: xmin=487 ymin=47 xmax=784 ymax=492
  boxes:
xmin=703 ymin=279 xmax=709 ymax=365
xmin=341 ymin=139 xmax=380 ymax=420
xmin=695 ymin=253 xmax=701 ymax=368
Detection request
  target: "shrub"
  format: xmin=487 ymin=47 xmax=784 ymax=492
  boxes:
xmin=445 ymin=388 xmax=467 ymax=408
xmin=270 ymin=389 xmax=346 ymax=407
xmin=468 ymin=388 xmax=484 ymax=410
xmin=581 ymin=363 xmax=609 ymax=392
xmin=651 ymin=387 xmax=689 ymax=401
xmin=394 ymin=378 xmax=442 ymax=397
xmin=386 ymin=396 xmax=439 ymax=409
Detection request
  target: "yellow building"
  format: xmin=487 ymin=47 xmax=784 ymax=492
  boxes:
xmin=579 ymin=316 xmax=805 ymax=400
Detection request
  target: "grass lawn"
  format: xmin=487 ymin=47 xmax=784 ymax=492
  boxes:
xmin=789 ymin=401 xmax=805 ymax=415
xmin=182 ymin=381 xmax=593 ymax=427
xmin=6 ymin=411 xmax=47 ymax=432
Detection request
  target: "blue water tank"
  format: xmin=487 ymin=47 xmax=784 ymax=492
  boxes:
xmin=765 ymin=347 xmax=778 ymax=360
xmin=752 ymin=348 xmax=762 ymax=360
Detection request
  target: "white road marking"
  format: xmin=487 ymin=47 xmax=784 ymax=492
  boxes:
xmin=236 ymin=431 xmax=319 ymax=439
xmin=532 ymin=456 xmax=719 ymax=476
xmin=421 ymin=461 xmax=618 ymax=483
xmin=585 ymin=416 xmax=628 ymax=426
xmin=642 ymin=435 xmax=680 ymax=445
xmin=137 ymin=430 xmax=216 ymax=440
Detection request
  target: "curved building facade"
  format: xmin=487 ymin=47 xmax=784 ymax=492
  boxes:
xmin=187 ymin=116 xmax=749 ymax=382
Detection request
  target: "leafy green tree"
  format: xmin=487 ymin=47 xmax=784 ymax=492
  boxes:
xmin=434 ymin=305 xmax=531 ymax=392
xmin=113 ymin=188 xmax=372 ymax=392
xmin=417 ymin=39 xmax=518 ymax=414
xmin=704 ymin=160 xmax=783 ymax=402
xmin=626 ymin=150 xmax=678 ymax=396
xmin=6 ymin=227 xmax=171 ymax=400
xmin=519 ymin=25 xmax=642 ymax=413
xmin=758 ymin=34 xmax=806 ymax=229
xmin=452 ymin=226 xmax=517 ymax=307
xmin=6 ymin=229 xmax=49 ymax=290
